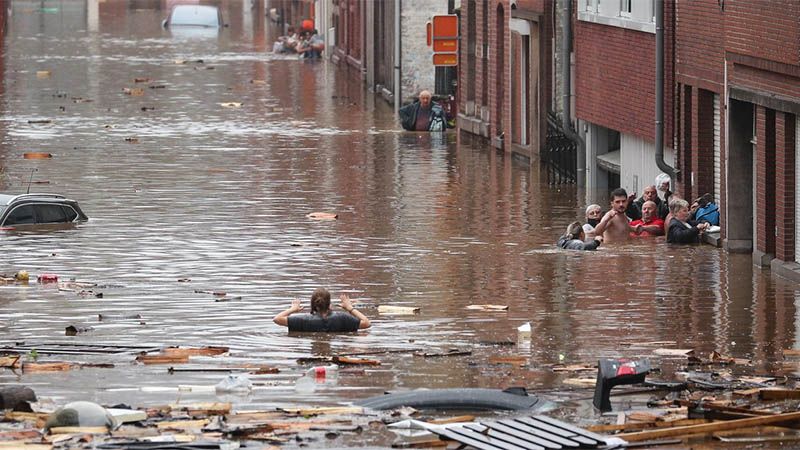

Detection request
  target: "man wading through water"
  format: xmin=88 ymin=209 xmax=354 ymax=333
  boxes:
xmin=399 ymin=90 xmax=448 ymax=132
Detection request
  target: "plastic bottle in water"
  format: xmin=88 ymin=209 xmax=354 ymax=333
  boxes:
xmin=306 ymin=364 xmax=339 ymax=381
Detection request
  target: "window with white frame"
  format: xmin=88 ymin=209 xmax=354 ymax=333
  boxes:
xmin=620 ymin=0 xmax=632 ymax=17
xmin=579 ymin=0 xmax=655 ymax=33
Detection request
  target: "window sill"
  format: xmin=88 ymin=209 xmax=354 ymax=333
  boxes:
xmin=577 ymin=11 xmax=655 ymax=34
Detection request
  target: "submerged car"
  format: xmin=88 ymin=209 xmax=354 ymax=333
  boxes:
xmin=0 ymin=193 xmax=88 ymax=229
xmin=162 ymin=5 xmax=224 ymax=28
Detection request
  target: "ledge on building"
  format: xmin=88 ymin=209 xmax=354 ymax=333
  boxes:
xmin=771 ymin=259 xmax=800 ymax=284
xmin=457 ymin=113 xmax=490 ymax=139
xmin=577 ymin=11 xmax=655 ymax=34
xmin=702 ymin=232 xmax=722 ymax=248
xmin=596 ymin=150 xmax=620 ymax=174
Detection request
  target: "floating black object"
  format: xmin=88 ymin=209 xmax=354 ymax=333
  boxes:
xmin=593 ymin=358 xmax=650 ymax=412
xmin=357 ymin=387 xmax=550 ymax=411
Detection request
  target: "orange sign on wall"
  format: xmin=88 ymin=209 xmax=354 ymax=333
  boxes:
xmin=432 ymin=53 xmax=458 ymax=66
xmin=432 ymin=14 xmax=459 ymax=53
xmin=431 ymin=14 xmax=459 ymax=66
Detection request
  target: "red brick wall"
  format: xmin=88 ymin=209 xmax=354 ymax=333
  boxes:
xmin=726 ymin=1 xmax=800 ymax=67
xmin=775 ymin=112 xmax=797 ymax=262
xmin=516 ymin=0 xmax=545 ymax=13
xmin=574 ymin=4 xmax=674 ymax=145
xmin=675 ymin=0 xmax=724 ymax=91
xmin=488 ymin=1 xmax=511 ymax=140
xmin=755 ymin=105 xmax=776 ymax=256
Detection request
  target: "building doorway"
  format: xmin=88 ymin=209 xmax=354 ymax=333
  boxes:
xmin=726 ymin=99 xmax=754 ymax=252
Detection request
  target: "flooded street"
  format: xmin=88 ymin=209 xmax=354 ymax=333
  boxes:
xmin=1 ymin=2 xmax=800 ymax=444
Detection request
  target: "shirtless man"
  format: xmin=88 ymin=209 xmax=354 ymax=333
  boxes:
xmin=593 ymin=188 xmax=637 ymax=243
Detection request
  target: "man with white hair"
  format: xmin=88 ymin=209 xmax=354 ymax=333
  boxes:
xmin=399 ymin=90 xmax=448 ymax=132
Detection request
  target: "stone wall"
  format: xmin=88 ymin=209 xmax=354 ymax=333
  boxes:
xmin=400 ymin=0 xmax=449 ymax=103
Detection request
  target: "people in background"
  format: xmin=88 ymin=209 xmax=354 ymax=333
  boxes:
xmin=273 ymin=288 xmax=371 ymax=332
xmin=667 ymin=198 xmax=709 ymax=244
xmin=557 ymin=221 xmax=603 ymax=251
xmin=399 ymin=90 xmax=448 ymax=132
xmin=626 ymin=185 xmax=669 ymax=221
xmin=690 ymin=193 xmax=720 ymax=226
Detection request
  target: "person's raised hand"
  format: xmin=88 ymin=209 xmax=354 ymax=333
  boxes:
xmin=290 ymin=298 xmax=304 ymax=313
xmin=627 ymin=193 xmax=637 ymax=205
xmin=339 ymin=294 xmax=353 ymax=311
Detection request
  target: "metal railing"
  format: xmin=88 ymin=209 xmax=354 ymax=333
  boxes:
xmin=543 ymin=111 xmax=578 ymax=184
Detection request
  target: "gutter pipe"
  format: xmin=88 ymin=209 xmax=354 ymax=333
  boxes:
xmin=394 ymin=0 xmax=401 ymax=115
xmin=561 ymin=0 xmax=586 ymax=186
xmin=654 ymin=0 xmax=676 ymax=181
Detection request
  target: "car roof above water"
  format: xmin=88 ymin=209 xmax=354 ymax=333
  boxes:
xmin=0 ymin=193 xmax=68 ymax=206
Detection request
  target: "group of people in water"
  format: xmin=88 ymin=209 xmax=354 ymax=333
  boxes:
xmin=273 ymin=21 xmax=324 ymax=58
xmin=558 ymin=176 xmax=720 ymax=251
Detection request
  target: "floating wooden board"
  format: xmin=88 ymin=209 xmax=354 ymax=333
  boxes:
xmin=0 ymin=342 xmax=161 ymax=355
xmin=377 ymin=305 xmax=419 ymax=315
xmin=136 ymin=354 xmax=189 ymax=365
xmin=162 ymin=346 xmax=229 ymax=357
xmin=466 ymin=304 xmax=509 ymax=311
xmin=618 ymin=411 xmax=800 ymax=442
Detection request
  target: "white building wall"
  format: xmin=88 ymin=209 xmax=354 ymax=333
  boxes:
xmin=400 ymin=0 xmax=449 ymax=102
xmin=620 ymin=133 xmax=676 ymax=196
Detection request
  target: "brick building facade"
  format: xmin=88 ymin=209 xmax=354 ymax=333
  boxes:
xmin=574 ymin=0 xmax=675 ymax=200
xmin=457 ymin=0 xmax=555 ymax=160
xmin=675 ymin=0 xmax=800 ymax=279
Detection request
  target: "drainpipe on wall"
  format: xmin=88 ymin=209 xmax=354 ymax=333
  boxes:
xmin=394 ymin=0 xmax=402 ymax=115
xmin=654 ymin=0 xmax=677 ymax=181
xmin=561 ymin=0 xmax=586 ymax=187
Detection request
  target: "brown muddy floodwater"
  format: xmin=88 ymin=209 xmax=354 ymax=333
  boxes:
xmin=1 ymin=2 xmax=799 ymax=447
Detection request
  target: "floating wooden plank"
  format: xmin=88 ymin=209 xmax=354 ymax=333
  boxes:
xmin=279 ymin=406 xmax=364 ymax=416
xmin=391 ymin=437 xmax=448 ymax=448
xmin=653 ymin=348 xmax=694 ymax=357
xmin=561 ymin=378 xmax=596 ymax=387
xmin=618 ymin=410 xmax=800 ymax=442
xmin=306 ymin=212 xmax=338 ymax=220
xmin=22 ymin=362 xmax=72 ymax=373
xmin=0 ymin=342 xmax=161 ymax=355
xmin=489 ymin=356 xmax=528 ymax=366
xmin=162 ymin=346 xmax=229 ymax=357
xmin=136 ymin=354 xmax=189 ymax=365
xmin=0 ymin=355 xmax=21 ymax=368
xmin=48 ymin=426 xmax=108 ymax=434
xmin=332 ymin=356 xmax=380 ymax=365
xmin=587 ymin=418 xmax=709 ymax=433
xmin=0 ymin=429 xmax=41 ymax=440
xmin=172 ymin=402 xmax=231 ymax=416
xmin=378 ymin=305 xmax=419 ymax=315
xmin=732 ymin=388 xmax=762 ymax=398
xmin=428 ymin=415 xmax=475 ymax=425
xmin=23 ymin=152 xmax=53 ymax=159
xmin=783 ymin=349 xmax=800 ymax=356
xmin=466 ymin=304 xmax=509 ymax=311
xmin=0 ymin=443 xmax=51 ymax=450
xmin=551 ymin=364 xmax=596 ymax=373
xmin=760 ymin=389 xmax=800 ymax=401
xmin=155 ymin=419 xmax=209 ymax=430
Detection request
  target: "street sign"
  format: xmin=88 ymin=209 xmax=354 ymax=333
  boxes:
xmin=432 ymin=53 xmax=458 ymax=66
xmin=432 ymin=14 xmax=458 ymax=53
xmin=426 ymin=22 xmax=432 ymax=47
xmin=431 ymin=14 xmax=458 ymax=67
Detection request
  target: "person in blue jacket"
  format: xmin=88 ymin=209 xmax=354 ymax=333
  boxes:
xmin=690 ymin=193 xmax=720 ymax=226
